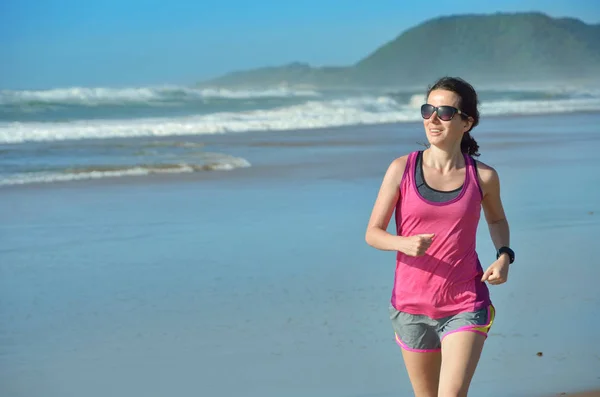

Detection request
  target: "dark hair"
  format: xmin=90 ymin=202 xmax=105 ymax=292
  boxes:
xmin=427 ymin=76 xmax=481 ymax=157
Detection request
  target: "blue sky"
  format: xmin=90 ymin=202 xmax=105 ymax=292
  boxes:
xmin=1 ymin=0 xmax=599 ymax=89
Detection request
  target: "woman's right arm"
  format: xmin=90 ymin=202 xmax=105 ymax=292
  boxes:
xmin=365 ymin=156 xmax=434 ymax=256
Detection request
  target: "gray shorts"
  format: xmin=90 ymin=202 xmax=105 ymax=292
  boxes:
xmin=388 ymin=304 xmax=495 ymax=352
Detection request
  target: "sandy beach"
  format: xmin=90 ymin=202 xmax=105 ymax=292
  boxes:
xmin=1 ymin=113 xmax=600 ymax=397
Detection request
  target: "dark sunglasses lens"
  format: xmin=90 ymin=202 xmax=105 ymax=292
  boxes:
xmin=421 ymin=104 xmax=434 ymax=119
xmin=437 ymin=106 xmax=455 ymax=121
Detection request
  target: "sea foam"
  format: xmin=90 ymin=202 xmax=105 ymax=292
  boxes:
xmin=0 ymin=86 xmax=321 ymax=107
xmin=1 ymin=93 xmax=599 ymax=144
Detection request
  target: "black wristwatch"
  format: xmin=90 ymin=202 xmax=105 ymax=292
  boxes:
xmin=496 ymin=246 xmax=515 ymax=264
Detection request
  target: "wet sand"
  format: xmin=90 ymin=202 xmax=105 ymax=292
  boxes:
xmin=2 ymin=114 xmax=599 ymax=397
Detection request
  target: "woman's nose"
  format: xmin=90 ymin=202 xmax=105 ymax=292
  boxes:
xmin=429 ymin=109 xmax=441 ymax=123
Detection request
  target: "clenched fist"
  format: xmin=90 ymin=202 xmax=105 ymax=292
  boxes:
xmin=481 ymin=255 xmax=510 ymax=285
xmin=400 ymin=233 xmax=435 ymax=257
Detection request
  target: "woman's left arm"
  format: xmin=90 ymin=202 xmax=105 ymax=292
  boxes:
xmin=477 ymin=162 xmax=512 ymax=285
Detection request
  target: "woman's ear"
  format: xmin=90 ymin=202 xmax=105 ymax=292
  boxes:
xmin=464 ymin=117 xmax=473 ymax=131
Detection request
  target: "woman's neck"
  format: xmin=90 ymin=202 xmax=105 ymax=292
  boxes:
xmin=424 ymin=145 xmax=464 ymax=172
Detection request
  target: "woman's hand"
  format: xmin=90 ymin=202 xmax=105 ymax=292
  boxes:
xmin=481 ymin=255 xmax=510 ymax=285
xmin=398 ymin=234 xmax=435 ymax=257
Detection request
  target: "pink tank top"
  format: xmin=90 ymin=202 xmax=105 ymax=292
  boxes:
xmin=391 ymin=151 xmax=491 ymax=319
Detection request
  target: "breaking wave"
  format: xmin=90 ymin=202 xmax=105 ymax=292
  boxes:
xmin=0 ymin=85 xmax=321 ymax=107
xmin=0 ymin=157 xmax=251 ymax=187
xmin=1 ymin=89 xmax=600 ymax=144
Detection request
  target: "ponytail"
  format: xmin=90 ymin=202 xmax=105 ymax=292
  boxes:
xmin=461 ymin=131 xmax=480 ymax=157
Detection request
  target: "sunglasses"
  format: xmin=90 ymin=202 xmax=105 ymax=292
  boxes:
xmin=421 ymin=104 xmax=470 ymax=121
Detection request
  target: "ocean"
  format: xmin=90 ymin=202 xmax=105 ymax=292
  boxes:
xmin=2 ymin=83 xmax=600 ymax=186
xmin=1 ymin=84 xmax=599 ymax=397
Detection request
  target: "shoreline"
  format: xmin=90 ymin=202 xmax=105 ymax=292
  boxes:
xmin=3 ymin=110 xmax=600 ymax=193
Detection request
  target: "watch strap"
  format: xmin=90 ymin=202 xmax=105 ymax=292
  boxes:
xmin=496 ymin=246 xmax=515 ymax=264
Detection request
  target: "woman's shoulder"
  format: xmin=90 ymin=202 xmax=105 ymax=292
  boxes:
xmin=390 ymin=153 xmax=410 ymax=168
xmin=473 ymin=159 xmax=500 ymax=191
xmin=388 ymin=152 xmax=417 ymax=174
xmin=383 ymin=153 xmax=414 ymax=184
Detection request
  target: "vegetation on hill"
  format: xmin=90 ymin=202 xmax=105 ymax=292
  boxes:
xmin=201 ymin=12 xmax=600 ymax=88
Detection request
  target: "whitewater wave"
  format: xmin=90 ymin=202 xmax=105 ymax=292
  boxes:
xmin=480 ymin=97 xmax=600 ymax=116
xmin=0 ymin=96 xmax=407 ymax=144
xmin=0 ymin=157 xmax=251 ymax=187
xmin=1 ymin=95 xmax=599 ymax=144
xmin=0 ymin=85 xmax=321 ymax=107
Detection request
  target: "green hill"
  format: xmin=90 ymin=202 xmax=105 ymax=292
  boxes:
xmin=201 ymin=12 xmax=600 ymax=88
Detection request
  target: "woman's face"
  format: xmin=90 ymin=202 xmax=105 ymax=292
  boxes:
xmin=423 ymin=89 xmax=472 ymax=149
